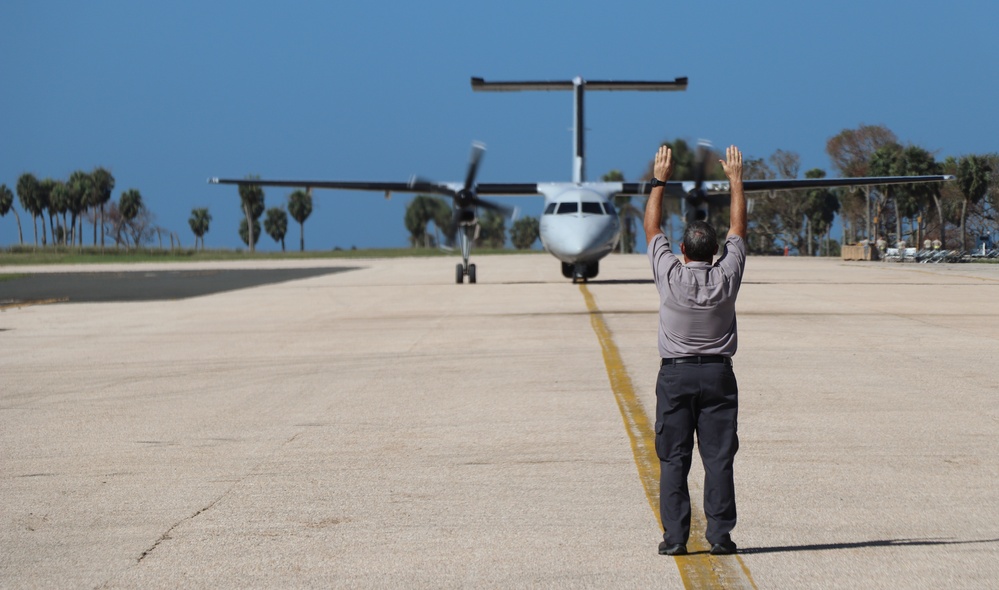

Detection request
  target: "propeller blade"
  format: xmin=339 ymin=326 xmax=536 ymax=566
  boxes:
xmin=408 ymin=175 xmax=455 ymax=197
xmin=463 ymin=142 xmax=486 ymax=192
xmin=470 ymin=196 xmax=515 ymax=217
xmin=692 ymin=140 xmax=714 ymax=196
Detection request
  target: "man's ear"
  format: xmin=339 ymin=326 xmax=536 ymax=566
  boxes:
xmin=713 ymin=243 xmax=719 ymax=255
xmin=680 ymin=243 xmax=686 ymax=256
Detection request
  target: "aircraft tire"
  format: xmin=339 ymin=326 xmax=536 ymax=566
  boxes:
xmin=586 ymin=261 xmax=599 ymax=279
xmin=468 ymin=263 xmax=476 ymax=284
xmin=561 ymin=262 xmax=573 ymax=279
xmin=456 ymin=263 xmax=464 ymax=284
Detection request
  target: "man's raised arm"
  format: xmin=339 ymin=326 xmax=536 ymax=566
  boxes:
xmin=721 ymin=145 xmax=747 ymax=239
xmin=644 ymin=145 xmax=673 ymax=246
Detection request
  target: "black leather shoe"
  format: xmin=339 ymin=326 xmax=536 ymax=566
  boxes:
xmin=658 ymin=542 xmax=687 ymax=556
xmin=709 ymin=540 xmax=737 ymax=555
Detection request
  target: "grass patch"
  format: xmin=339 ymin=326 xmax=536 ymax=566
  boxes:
xmin=0 ymin=246 xmax=545 ymax=265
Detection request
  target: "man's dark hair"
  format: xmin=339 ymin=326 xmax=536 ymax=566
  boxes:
xmin=682 ymin=221 xmax=718 ymax=262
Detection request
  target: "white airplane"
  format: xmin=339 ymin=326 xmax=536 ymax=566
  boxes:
xmin=210 ymin=76 xmax=955 ymax=284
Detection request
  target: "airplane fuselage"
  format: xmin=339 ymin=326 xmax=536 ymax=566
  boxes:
xmin=537 ymin=184 xmax=621 ymax=273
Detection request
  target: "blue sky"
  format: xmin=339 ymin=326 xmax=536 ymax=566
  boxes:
xmin=2 ymin=0 xmax=996 ymax=252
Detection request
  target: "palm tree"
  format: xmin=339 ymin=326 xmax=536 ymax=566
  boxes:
xmin=16 ymin=173 xmax=40 ymax=247
xmin=49 ymin=181 xmax=71 ymax=245
xmin=239 ymin=218 xmax=261 ymax=249
xmin=37 ymin=178 xmax=56 ymax=246
xmin=89 ymin=167 xmax=115 ymax=248
xmin=68 ymin=171 xmax=92 ymax=246
xmin=287 ymin=189 xmax=312 ymax=251
xmin=0 ymin=184 xmax=24 ymax=245
xmin=405 ymin=195 xmax=448 ymax=247
xmin=956 ymin=154 xmax=991 ymax=251
xmin=188 ymin=208 xmax=211 ymax=251
xmin=238 ymin=178 xmax=265 ymax=253
xmin=510 ymin=216 xmax=540 ymax=249
xmin=119 ymin=189 xmax=143 ymax=249
xmin=264 ymin=207 xmax=289 ymax=251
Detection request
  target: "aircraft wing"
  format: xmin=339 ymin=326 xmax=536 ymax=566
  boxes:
xmin=209 ymin=177 xmax=448 ymax=194
xmin=616 ymin=174 xmax=955 ymax=198
xmin=208 ymin=177 xmax=544 ymax=196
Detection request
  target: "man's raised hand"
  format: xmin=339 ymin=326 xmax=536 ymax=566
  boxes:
xmin=720 ymin=145 xmax=743 ymax=183
xmin=654 ymin=145 xmax=673 ymax=182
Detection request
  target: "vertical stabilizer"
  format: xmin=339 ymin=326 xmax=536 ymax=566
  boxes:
xmin=471 ymin=76 xmax=688 ymax=184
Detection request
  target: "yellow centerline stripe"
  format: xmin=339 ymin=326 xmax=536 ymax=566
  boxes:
xmin=580 ymin=284 xmax=757 ymax=590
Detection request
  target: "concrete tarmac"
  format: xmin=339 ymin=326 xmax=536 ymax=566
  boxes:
xmin=1 ymin=255 xmax=997 ymax=588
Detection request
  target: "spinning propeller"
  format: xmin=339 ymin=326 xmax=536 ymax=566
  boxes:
xmin=685 ymin=140 xmax=717 ymax=222
xmin=414 ymin=142 xmax=515 ymax=244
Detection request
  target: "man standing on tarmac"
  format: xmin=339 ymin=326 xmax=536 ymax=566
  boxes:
xmin=644 ymin=144 xmax=747 ymax=557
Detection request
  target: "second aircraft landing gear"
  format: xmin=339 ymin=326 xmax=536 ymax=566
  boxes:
xmin=562 ymin=261 xmax=599 ymax=284
xmin=456 ymin=262 xmax=477 ymax=284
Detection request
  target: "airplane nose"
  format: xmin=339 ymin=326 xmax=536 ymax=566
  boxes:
xmin=558 ymin=235 xmax=589 ymax=257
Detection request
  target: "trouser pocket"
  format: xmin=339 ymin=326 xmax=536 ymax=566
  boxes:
xmin=654 ymin=420 xmax=666 ymax=461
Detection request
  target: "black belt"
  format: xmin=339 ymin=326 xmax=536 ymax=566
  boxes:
xmin=661 ymin=356 xmax=731 ymax=366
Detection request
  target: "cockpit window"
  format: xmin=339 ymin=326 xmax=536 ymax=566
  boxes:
xmin=544 ymin=203 xmax=556 ymax=215
xmin=603 ymin=202 xmax=617 ymax=216
xmin=556 ymin=202 xmax=578 ymax=214
xmin=581 ymin=202 xmax=603 ymax=215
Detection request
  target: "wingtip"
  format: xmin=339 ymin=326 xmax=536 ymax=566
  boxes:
xmin=207 ymin=177 xmax=219 ymax=184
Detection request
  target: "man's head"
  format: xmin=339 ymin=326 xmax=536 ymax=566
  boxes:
xmin=681 ymin=221 xmax=719 ymax=262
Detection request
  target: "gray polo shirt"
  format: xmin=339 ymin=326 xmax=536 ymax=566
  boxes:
xmin=648 ymin=233 xmax=747 ymax=358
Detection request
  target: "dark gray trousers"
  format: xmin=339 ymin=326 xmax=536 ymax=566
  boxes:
xmin=654 ymin=362 xmax=739 ymax=546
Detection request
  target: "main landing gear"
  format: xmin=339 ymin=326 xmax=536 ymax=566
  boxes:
xmin=455 ymin=221 xmax=478 ymax=284
xmin=456 ymin=262 xmax=477 ymax=284
xmin=562 ymin=261 xmax=599 ymax=284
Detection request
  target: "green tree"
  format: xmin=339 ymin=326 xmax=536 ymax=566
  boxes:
xmin=897 ymin=146 xmax=941 ymax=248
xmin=869 ymin=143 xmax=904 ymax=243
xmin=0 ymin=184 xmax=24 ymax=244
xmin=477 ymin=209 xmax=506 ymax=248
xmin=188 ymin=208 xmax=211 ymax=250
xmin=826 ymin=124 xmax=898 ymax=241
xmin=49 ymin=181 xmax=71 ymax=245
xmin=405 ymin=195 xmax=449 ymax=247
xmin=89 ymin=167 xmax=115 ymax=247
xmin=16 ymin=173 xmax=41 ymax=247
xmin=238 ymin=178 xmax=265 ymax=253
xmin=264 ymin=207 xmax=289 ymax=251
xmin=119 ymin=189 xmax=143 ymax=249
xmin=68 ymin=170 xmax=92 ymax=246
xmin=743 ymin=156 xmax=781 ymax=254
xmin=897 ymin=146 xmax=945 ymax=248
xmin=287 ymin=189 xmax=313 ymax=251
xmin=239 ymin=218 xmax=261 ymax=248
xmin=510 ymin=216 xmax=540 ymax=249
xmin=956 ymin=154 xmax=991 ymax=251
xmin=801 ymin=169 xmax=840 ymax=256
xmin=37 ymin=178 xmax=55 ymax=246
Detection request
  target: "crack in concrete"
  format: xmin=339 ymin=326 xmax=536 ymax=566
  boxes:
xmin=136 ymin=493 xmax=225 ymax=564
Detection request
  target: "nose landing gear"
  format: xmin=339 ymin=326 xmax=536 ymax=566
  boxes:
xmin=561 ymin=261 xmax=599 ymax=284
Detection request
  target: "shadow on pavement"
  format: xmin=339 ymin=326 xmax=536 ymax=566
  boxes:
xmin=0 ymin=267 xmax=358 ymax=304
xmin=736 ymin=537 xmax=999 ymax=555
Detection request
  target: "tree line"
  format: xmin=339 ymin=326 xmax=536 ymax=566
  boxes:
xmin=4 ymin=125 xmax=995 ymax=254
xmin=0 ymin=168 xmax=188 ymax=250
xmin=643 ymin=127 xmax=997 ymax=255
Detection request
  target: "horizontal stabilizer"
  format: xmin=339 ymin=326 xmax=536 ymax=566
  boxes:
xmin=470 ymin=77 xmax=688 ymax=92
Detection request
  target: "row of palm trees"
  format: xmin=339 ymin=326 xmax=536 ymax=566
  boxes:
xmin=185 ymin=187 xmax=313 ymax=252
xmin=1 ymin=169 xmax=119 ymax=247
